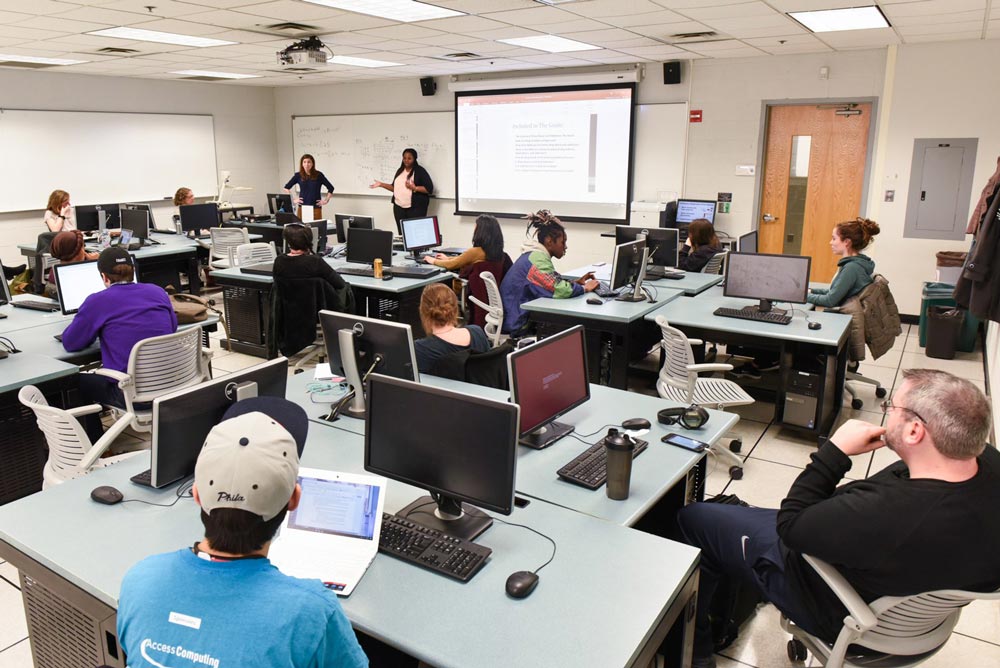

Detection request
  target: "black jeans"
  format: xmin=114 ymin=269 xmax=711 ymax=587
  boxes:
xmin=77 ymin=373 xmax=127 ymax=443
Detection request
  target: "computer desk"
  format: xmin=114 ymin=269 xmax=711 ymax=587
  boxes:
xmin=19 ymin=233 xmax=205 ymax=294
xmin=645 ymin=291 xmax=852 ymax=439
xmin=0 ymin=427 xmax=700 ymax=668
xmin=209 ymin=253 xmax=453 ymax=357
xmin=522 ymin=290 xmax=683 ymax=389
xmin=563 ymin=263 xmax=724 ymax=296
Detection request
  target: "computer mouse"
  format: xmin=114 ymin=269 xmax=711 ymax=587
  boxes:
xmin=808 ymin=321 xmax=822 ymax=330
xmin=381 ymin=272 xmax=394 ymax=281
xmin=90 ymin=485 xmax=124 ymax=505
xmin=505 ymin=571 xmax=539 ymax=599
xmin=621 ymin=417 xmax=652 ymax=431
xmin=586 ymin=297 xmax=603 ymax=305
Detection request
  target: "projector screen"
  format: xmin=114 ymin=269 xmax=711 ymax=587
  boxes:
xmin=455 ymin=84 xmax=635 ymax=224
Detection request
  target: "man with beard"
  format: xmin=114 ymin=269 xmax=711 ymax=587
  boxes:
xmin=678 ymin=368 xmax=1000 ymax=668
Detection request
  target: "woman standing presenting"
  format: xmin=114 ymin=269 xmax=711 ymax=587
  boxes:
xmin=284 ymin=154 xmax=334 ymax=220
xmin=369 ymin=148 xmax=434 ymax=233
xmin=43 ymin=190 xmax=75 ymax=232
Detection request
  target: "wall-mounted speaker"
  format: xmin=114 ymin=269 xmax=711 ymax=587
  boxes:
xmin=420 ymin=77 xmax=437 ymax=96
xmin=663 ymin=61 xmax=681 ymax=85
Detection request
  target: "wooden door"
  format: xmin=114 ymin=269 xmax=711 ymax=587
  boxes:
xmin=759 ymin=104 xmax=871 ymax=282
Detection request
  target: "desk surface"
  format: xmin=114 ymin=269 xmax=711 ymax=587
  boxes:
xmin=563 ymin=263 xmax=723 ymax=296
xmin=0 ymin=352 xmax=78 ymax=394
xmin=19 ymin=232 xmax=203 ymax=260
xmin=646 ymin=291 xmax=852 ymax=346
xmin=522 ymin=289 xmax=682 ymax=324
xmin=0 ymin=432 xmax=699 ymax=668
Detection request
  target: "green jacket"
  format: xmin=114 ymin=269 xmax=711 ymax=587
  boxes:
xmin=808 ymin=255 xmax=874 ymax=308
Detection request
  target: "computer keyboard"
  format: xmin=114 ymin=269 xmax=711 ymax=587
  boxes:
xmin=594 ymin=281 xmax=619 ymax=299
xmin=713 ymin=307 xmax=792 ymax=325
xmin=337 ymin=266 xmax=375 ymax=277
xmin=130 ymin=468 xmax=153 ymax=487
xmin=378 ymin=512 xmax=491 ymax=582
xmin=391 ymin=266 xmax=442 ymax=279
xmin=12 ymin=300 xmax=60 ymax=313
xmin=557 ymin=436 xmax=648 ymax=490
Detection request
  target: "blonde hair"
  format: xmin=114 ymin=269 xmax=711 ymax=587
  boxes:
xmin=419 ymin=283 xmax=459 ymax=335
xmin=173 ymin=187 xmax=193 ymax=206
xmin=46 ymin=189 xmax=69 ymax=215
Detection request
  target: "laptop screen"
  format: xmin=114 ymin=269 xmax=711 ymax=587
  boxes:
xmin=287 ymin=476 xmax=382 ymax=541
xmin=54 ymin=261 xmax=109 ymax=315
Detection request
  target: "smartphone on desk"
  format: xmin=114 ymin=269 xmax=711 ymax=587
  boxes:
xmin=661 ymin=433 xmax=708 ymax=453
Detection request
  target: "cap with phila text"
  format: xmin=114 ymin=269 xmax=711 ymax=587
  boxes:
xmin=97 ymin=246 xmax=133 ymax=275
xmin=195 ymin=397 xmax=309 ymax=521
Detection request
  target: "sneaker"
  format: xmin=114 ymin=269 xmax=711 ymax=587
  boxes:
xmin=728 ymin=366 xmax=761 ymax=381
xmin=691 ymin=655 xmax=717 ymax=668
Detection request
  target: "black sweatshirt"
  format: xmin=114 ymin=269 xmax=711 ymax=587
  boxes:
xmin=677 ymin=244 xmax=722 ymax=272
xmin=776 ymin=441 xmax=1000 ymax=642
xmin=272 ymin=253 xmax=346 ymax=290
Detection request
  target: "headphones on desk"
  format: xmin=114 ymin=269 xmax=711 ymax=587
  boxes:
xmin=657 ymin=404 xmax=710 ymax=430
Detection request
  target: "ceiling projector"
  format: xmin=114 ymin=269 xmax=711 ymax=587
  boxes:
xmin=277 ymin=36 xmax=329 ymax=67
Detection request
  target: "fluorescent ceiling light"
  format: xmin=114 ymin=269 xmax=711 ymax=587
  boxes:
xmin=88 ymin=27 xmax=235 ymax=48
xmin=171 ymin=69 xmax=260 ymax=79
xmin=329 ymin=55 xmax=401 ymax=68
xmin=0 ymin=54 xmax=88 ymax=65
xmin=789 ymin=6 xmax=890 ymax=33
xmin=302 ymin=0 xmax=463 ymax=22
xmin=498 ymin=35 xmax=600 ymax=53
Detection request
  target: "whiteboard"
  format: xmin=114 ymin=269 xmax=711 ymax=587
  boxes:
xmin=0 ymin=109 xmax=218 ymax=213
xmin=632 ymin=103 xmax=688 ymax=203
xmin=292 ymin=112 xmax=454 ymax=198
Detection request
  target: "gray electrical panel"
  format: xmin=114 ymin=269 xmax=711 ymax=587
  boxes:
xmin=903 ymin=138 xmax=978 ymax=240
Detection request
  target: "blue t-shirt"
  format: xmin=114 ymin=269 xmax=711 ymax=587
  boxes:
xmin=118 ymin=549 xmax=368 ymax=668
xmin=285 ymin=172 xmax=335 ymax=207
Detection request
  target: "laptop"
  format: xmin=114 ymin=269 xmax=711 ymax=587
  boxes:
xmin=268 ymin=469 xmax=387 ymax=597
xmin=54 ymin=260 xmax=134 ymax=315
xmin=240 ymin=262 xmax=274 ymax=276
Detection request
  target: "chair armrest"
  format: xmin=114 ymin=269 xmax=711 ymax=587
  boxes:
xmin=65 ymin=403 xmax=105 ymax=418
xmin=687 ymin=363 xmax=734 ymax=373
xmin=88 ymin=368 xmax=131 ymax=385
xmin=803 ymin=555 xmax=878 ymax=632
xmin=76 ymin=411 xmax=136 ymax=472
xmin=468 ymin=295 xmax=489 ymax=310
xmin=687 ymin=338 xmax=704 ymax=346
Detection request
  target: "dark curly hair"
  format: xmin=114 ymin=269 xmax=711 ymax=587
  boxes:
xmin=524 ymin=209 xmax=565 ymax=246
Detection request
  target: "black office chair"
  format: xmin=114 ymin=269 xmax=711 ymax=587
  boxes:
xmin=31 ymin=232 xmax=58 ymax=294
xmin=430 ymin=341 xmax=514 ymax=391
xmin=269 ymin=274 xmax=355 ymax=372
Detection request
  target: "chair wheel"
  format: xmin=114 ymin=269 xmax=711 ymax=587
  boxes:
xmin=729 ymin=440 xmax=742 ymax=454
xmin=875 ymin=387 xmax=887 ymax=398
xmin=787 ymin=639 xmax=808 ymax=661
xmin=851 ymin=398 xmax=863 ymax=410
xmin=729 ymin=466 xmax=743 ymax=480
xmin=293 ymin=368 xmax=304 ymax=375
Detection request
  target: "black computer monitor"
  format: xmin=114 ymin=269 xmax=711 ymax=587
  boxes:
xmin=724 ymin=251 xmax=811 ymax=314
xmin=400 ymin=216 xmax=441 ymax=260
xmin=675 ymin=199 xmax=716 ymax=225
xmin=276 ymin=211 xmax=301 ymax=226
xmin=346 ymin=228 xmax=393 ymax=267
xmin=508 ymin=325 xmax=590 ymax=449
xmin=739 ymin=230 xmax=759 ymax=254
xmin=319 ymin=310 xmax=418 ymax=419
xmin=609 ymin=238 xmax=649 ymax=302
xmin=334 ymin=214 xmax=375 ymax=244
xmin=120 ymin=208 xmax=149 ymax=245
xmin=615 ymin=226 xmax=679 ymax=268
xmin=75 ymin=204 xmax=121 ymax=232
xmin=365 ymin=373 xmax=519 ymax=540
xmin=143 ymin=358 xmax=289 ymax=488
xmin=122 ymin=203 xmax=157 ymax=231
xmin=179 ymin=202 xmax=218 ymax=234
xmin=268 ymin=193 xmax=293 ymax=215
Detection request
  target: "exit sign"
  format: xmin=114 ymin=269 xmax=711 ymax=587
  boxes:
xmin=690 ymin=109 xmax=703 ymax=123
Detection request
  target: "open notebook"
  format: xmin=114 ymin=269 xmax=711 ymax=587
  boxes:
xmin=269 ymin=469 xmax=386 ymax=597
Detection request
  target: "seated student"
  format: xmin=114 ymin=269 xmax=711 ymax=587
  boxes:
xmin=44 ymin=230 xmax=99 ymax=298
xmin=499 ymin=210 xmax=599 ymax=334
xmin=273 ymin=224 xmax=353 ymax=312
xmin=807 ymin=217 xmax=880 ymax=308
xmin=423 ymin=213 xmax=508 ymax=272
xmin=43 ymin=189 xmax=74 ymax=232
xmin=677 ymin=369 xmax=1000 ymax=668
xmin=414 ymin=283 xmax=490 ymax=373
xmin=677 ymin=218 xmax=723 ymax=272
xmin=173 ymin=186 xmax=209 ymax=235
xmin=117 ymin=397 xmax=368 ymax=668
xmin=61 ymin=247 xmax=177 ymax=441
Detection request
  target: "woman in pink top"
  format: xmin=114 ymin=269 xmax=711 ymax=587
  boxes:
xmin=369 ymin=148 xmax=434 ymax=235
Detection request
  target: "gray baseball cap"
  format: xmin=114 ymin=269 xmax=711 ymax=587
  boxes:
xmin=195 ymin=397 xmax=308 ymax=521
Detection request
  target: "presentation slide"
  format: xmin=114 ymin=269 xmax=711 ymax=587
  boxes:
xmin=456 ymin=85 xmax=635 ymax=223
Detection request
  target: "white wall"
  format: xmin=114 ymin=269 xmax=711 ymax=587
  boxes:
xmin=0 ymin=69 xmax=278 ymax=267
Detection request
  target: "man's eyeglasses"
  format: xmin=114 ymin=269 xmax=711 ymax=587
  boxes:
xmin=880 ymin=400 xmax=925 ymax=423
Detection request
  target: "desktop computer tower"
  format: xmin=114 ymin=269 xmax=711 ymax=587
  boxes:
xmin=783 ymin=370 xmax=821 ymax=430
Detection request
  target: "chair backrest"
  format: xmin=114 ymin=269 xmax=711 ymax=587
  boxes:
xmin=33 ymin=232 xmax=58 ymax=292
xmin=464 ymin=256 xmax=511 ymax=330
xmin=469 ymin=270 xmax=504 ymax=347
xmin=654 ymin=315 xmax=697 ymax=401
xmin=126 ymin=328 xmax=210 ymax=403
xmin=429 ymin=341 xmax=514 ymax=390
xmin=209 ymin=227 xmax=250 ymax=265
xmin=236 ymin=241 xmax=277 ymax=266
xmin=271 ymin=276 xmax=350 ymax=357
xmin=701 ymin=251 xmax=728 ymax=275
xmin=18 ymin=385 xmax=93 ymax=485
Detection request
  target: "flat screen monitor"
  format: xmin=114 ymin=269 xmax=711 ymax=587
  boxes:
xmin=675 ymin=199 xmax=716 ymax=225
xmin=75 ymin=204 xmax=121 ymax=232
xmin=121 ymin=203 xmax=157 ymax=231
xmin=400 ymin=216 xmax=441 ymax=258
xmin=179 ymin=203 xmax=218 ymax=233
xmin=268 ymin=193 xmax=293 ymax=215
xmin=334 ymin=214 xmax=375 ymax=244
xmin=615 ymin=226 xmax=678 ymax=267
xmin=276 ymin=211 xmax=301 ymax=226
xmin=739 ymin=230 xmax=758 ymax=254
xmin=54 ymin=259 xmax=134 ymax=315
xmin=0 ymin=268 xmax=10 ymax=305
xmin=365 ymin=373 xmax=518 ymax=540
xmin=145 ymin=358 xmax=289 ymax=488
xmin=609 ymin=238 xmax=647 ymax=293
xmin=508 ymin=325 xmax=590 ymax=449
xmin=119 ymin=207 xmax=149 ymax=243
xmin=724 ymin=251 xmax=811 ymax=314
xmin=346 ymin=228 xmax=393 ymax=267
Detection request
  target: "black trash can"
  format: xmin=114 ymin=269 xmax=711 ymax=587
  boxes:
xmin=925 ymin=306 xmax=964 ymax=360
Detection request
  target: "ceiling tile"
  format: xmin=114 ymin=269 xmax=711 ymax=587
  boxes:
xmin=97 ymin=1 xmax=213 ymax=18
xmin=356 ymin=24 xmax=446 ymax=40
xmin=426 ymin=0 xmax=538 ymax=13
xmin=0 ymin=10 xmax=37 ymax=24
xmin=679 ymin=1 xmax=779 ymax=21
xmin=882 ymin=0 xmax=986 ymax=17
xmin=626 ymin=20 xmax=714 ymax=37
xmin=898 ymin=21 xmax=984 ymax=35
xmin=615 ymin=43 xmax=690 ymax=58
xmin=0 ymin=24 xmax=69 ymax=40
xmin=129 ymin=18 xmax=233 ymax=35
xmin=411 ymin=14 xmax=509 ymax=33
xmin=0 ymin=0 xmax=73 ymax=16
xmin=10 ymin=16 xmax=111 ymax=33
xmin=889 ymin=10 xmax=984 ymax=26
xmin=481 ymin=6 xmax=574 ymax=27
xmin=232 ymin=1 xmax=345 ymax=22
xmin=817 ymin=27 xmax=901 ymax=48
xmin=902 ymin=30 xmax=983 ymax=43
xmin=48 ymin=6 xmax=155 ymax=25
xmin=564 ymin=0 xmax=673 ymax=19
